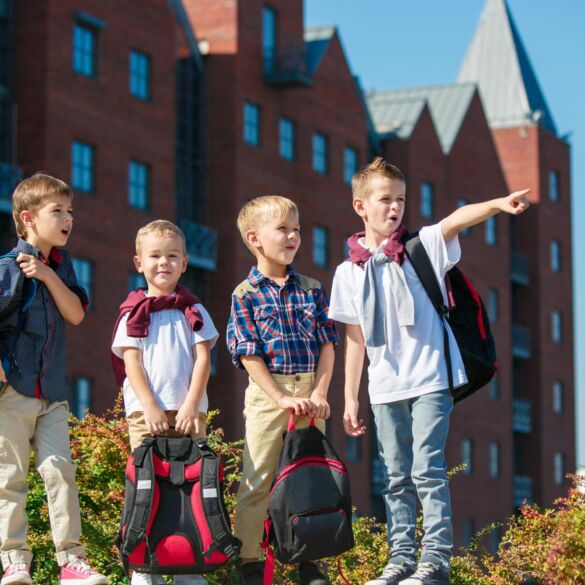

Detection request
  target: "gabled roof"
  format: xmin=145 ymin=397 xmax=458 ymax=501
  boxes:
xmin=304 ymin=25 xmax=335 ymax=76
xmin=366 ymin=83 xmax=477 ymax=153
xmin=457 ymin=0 xmax=557 ymax=135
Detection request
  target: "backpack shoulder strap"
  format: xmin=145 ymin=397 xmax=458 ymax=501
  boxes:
xmin=403 ymin=232 xmax=454 ymax=391
xmin=121 ymin=442 xmax=155 ymax=557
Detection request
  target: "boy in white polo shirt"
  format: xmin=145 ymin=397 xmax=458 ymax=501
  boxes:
xmin=112 ymin=220 xmax=218 ymax=585
xmin=328 ymin=157 xmax=529 ymax=585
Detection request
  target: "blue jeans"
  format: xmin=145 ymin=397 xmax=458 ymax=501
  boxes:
xmin=372 ymin=389 xmax=453 ymax=571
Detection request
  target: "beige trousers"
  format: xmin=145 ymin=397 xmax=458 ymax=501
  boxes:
xmin=127 ymin=410 xmax=208 ymax=451
xmin=0 ymin=384 xmax=86 ymax=568
xmin=234 ymin=372 xmax=325 ymax=559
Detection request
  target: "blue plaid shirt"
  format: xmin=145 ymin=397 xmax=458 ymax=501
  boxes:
xmin=226 ymin=266 xmax=337 ymax=375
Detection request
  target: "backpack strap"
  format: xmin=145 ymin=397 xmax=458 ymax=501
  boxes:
xmin=121 ymin=441 xmax=156 ymax=557
xmin=403 ymin=232 xmax=454 ymax=391
xmin=197 ymin=440 xmax=241 ymax=561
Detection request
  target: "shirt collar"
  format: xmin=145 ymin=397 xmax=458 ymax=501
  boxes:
xmin=247 ymin=265 xmax=301 ymax=287
xmin=16 ymin=238 xmax=62 ymax=266
xmin=358 ymin=237 xmax=387 ymax=254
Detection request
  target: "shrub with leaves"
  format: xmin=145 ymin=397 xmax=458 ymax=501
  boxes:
xmin=22 ymin=403 xmax=585 ymax=584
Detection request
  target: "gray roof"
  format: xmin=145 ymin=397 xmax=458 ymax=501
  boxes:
xmin=457 ymin=0 xmax=557 ymax=135
xmin=366 ymin=84 xmax=477 ymax=153
xmin=304 ymin=25 xmax=336 ymax=76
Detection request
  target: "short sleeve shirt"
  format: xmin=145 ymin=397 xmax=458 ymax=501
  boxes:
xmin=329 ymin=222 xmax=467 ymax=404
xmin=112 ymin=301 xmax=218 ymax=416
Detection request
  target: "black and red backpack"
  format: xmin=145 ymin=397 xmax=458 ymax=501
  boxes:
xmin=117 ymin=436 xmax=240 ymax=576
xmin=403 ymin=232 xmax=498 ymax=402
xmin=261 ymin=414 xmax=354 ymax=583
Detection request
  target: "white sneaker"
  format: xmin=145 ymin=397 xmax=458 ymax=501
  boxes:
xmin=1 ymin=563 xmax=32 ymax=585
xmin=130 ymin=573 xmax=164 ymax=585
xmin=174 ymin=576 xmax=208 ymax=585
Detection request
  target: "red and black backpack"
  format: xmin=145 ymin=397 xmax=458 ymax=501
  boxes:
xmin=403 ymin=231 xmax=498 ymax=402
xmin=261 ymin=414 xmax=354 ymax=583
xmin=117 ymin=436 xmax=240 ymax=576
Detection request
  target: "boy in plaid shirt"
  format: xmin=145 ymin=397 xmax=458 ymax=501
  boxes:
xmin=226 ymin=196 xmax=337 ymax=585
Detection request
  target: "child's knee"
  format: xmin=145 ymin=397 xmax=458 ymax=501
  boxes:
xmin=37 ymin=454 xmax=77 ymax=484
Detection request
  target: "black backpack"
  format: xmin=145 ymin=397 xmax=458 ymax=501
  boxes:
xmin=403 ymin=232 xmax=498 ymax=402
xmin=117 ymin=436 xmax=240 ymax=575
xmin=261 ymin=415 xmax=354 ymax=583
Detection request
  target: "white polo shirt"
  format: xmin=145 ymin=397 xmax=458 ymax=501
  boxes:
xmin=112 ymin=303 xmax=218 ymax=416
xmin=329 ymin=222 xmax=467 ymax=404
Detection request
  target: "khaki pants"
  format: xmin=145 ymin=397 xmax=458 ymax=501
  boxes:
xmin=0 ymin=384 xmax=85 ymax=569
xmin=234 ymin=373 xmax=325 ymax=559
xmin=127 ymin=411 xmax=208 ymax=452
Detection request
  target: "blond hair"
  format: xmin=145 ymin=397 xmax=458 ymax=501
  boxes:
xmin=135 ymin=220 xmax=187 ymax=255
xmin=351 ymin=156 xmax=405 ymax=200
xmin=12 ymin=173 xmax=73 ymax=239
xmin=237 ymin=195 xmax=298 ymax=255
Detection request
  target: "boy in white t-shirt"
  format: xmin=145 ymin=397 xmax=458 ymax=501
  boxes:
xmin=112 ymin=220 xmax=217 ymax=585
xmin=328 ymin=157 xmax=529 ymax=585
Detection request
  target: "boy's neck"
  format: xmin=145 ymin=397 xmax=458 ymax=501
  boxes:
xmin=146 ymin=283 xmax=179 ymax=297
xmin=363 ymin=226 xmax=392 ymax=250
xmin=256 ymin=257 xmax=288 ymax=285
xmin=25 ymin=234 xmax=53 ymax=258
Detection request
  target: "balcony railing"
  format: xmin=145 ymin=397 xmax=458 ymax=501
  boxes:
xmin=513 ymin=475 xmax=533 ymax=507
xmin=512 ymin=324 xmax=532 ymax=359
xmin=0 ymin=162 xmax=21 ymax=213
xmin=511 ymin=252 xmax=530 ymax=285
xmin=263 ymin=45 xmax=312 ymax=88
xmin=512 ymin=398 xmax=532 ymax=433
xmin=179 ymin=219 xmax=218 ymax=272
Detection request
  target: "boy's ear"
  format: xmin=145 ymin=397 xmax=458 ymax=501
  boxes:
xmin=181 ymin=254 xmax=188 ymax=273
xmin=353 ymin=198 xmax=367 ymax=218
xmin=133 ymin=255 xmax=143 ymax=273
xmin=245 ymin=229 xmax=261 ymax=249
xmin=20 ymin=209 xmax=34 ymax=227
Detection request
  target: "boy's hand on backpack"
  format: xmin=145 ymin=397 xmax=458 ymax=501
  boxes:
xmin=16 ymin=253 xmax=53 ymax=282
xmin=144 ymin=402 xmax=170 ymax=435
xmin=278 ymin=395 xmax=315 ymax=417
xmin=500 ymin=189 xmax=530 ymax=215
xmin=175 ymin=400 xmax=199 ymax=435
xmin=343 ymin=400 xmax=367 ymax=436
xmin=310 ymin=391 xmax=331 ymax=419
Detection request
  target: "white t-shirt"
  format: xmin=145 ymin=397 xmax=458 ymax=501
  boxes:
xmin=112 ymin=302 xmax=218 ymax=416
xmin=329 ymin=222 xmax=467 ymax=404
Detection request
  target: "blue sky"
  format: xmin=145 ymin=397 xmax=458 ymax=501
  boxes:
xmin=305 ymin=0 xmax=585 ymax=466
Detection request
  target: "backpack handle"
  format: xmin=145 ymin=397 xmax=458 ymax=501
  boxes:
xmin=287 ymin=410 xmax=316 ymax=431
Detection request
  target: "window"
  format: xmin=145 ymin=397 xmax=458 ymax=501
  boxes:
xmin=72 ymin=23 xmax=97 ymax=77
xmin=490 ymin=525 xmax=502 ymax=554
xmin=243 ymin=102 xmax=261 ymax=146
xmin=549 ymin=171 xmax=560 ymax=202
xmin=488 ymin=374 xmax=500 ymax=401
xmin=554 ymin=452 xmax=565 ymax=485
xmin=461 ymin=439 xmax=473 ymax=475
xmin=485 ymin=216 xmax=497 ymax=246
xmin=551 ymin=310 xmax=562 ymax=343
xmin=346 ymin=436 xmax=361 ymax=464
xmin=457 ymin=199 xmax=470 ymax=235
xmin=420 ymin=182 xmax=434 ymax=219
xmin=489 ymin=442 xmax=501 ymax=478
xmin=343 ymin=147 xmax=358 ymax=185
xmin=128 ymin=273 xmax=147 ymax=292
xmin=71 ymin=141 xmax=95 ymax=192
xmin=550 ymin=240 xmax=561 ymax=272
xmin=72 ymin=378 xmax=92 ymax=419
xmin=312 ymin=132 xmax=328 ymax=174
xmin=313 ymin=226 xmax=329 ymax=268
xmin=129 ymin=51 xmax=151 ymax=100
xmin=279 ymin=117 xmax=295 ymax=161
xmin=128 ymin=161 xmax=150 ymax=209
xmin=553 ymin=381 xmax=564 ymax=414
xmin=487 ymin=288 xmax=499 ymax=323
xmin=262 ymin=6 xmax=277 ymax=74
xmin=463 ymin=518 xmax=475 ymax=547
xmin=71 ymin=257 xmax=93 ymax=305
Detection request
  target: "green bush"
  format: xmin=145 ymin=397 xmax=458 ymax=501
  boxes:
xmin=22 ymin=404 xmax=585 ymax=584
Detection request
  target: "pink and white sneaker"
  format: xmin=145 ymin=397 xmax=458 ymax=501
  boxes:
xmin=59 ymin=558 xmax=109 ymax=585
xmin=1 ymin=563 xmax=32 ymax=585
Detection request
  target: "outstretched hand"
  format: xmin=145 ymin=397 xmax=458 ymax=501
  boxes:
xmin=500 ymin=189 xmax=530 ymax=215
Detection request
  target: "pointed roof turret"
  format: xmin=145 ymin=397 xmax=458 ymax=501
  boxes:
xmin=457 ymin=0 xmax=557 ymax=135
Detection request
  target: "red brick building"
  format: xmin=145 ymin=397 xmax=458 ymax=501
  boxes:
xmin=0 ymin=0 xmax=573 ymax=550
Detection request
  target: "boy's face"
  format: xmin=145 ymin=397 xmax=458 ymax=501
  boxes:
xmin=248 ymin=210 xmax=301 ymax=267
xmin=21 ymin=194 xmax=74 ymax=252
xmin=134 ymin=234 xmax=187 ymax=295
xmin=354 ymin=176 xmax=406 ymax=242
